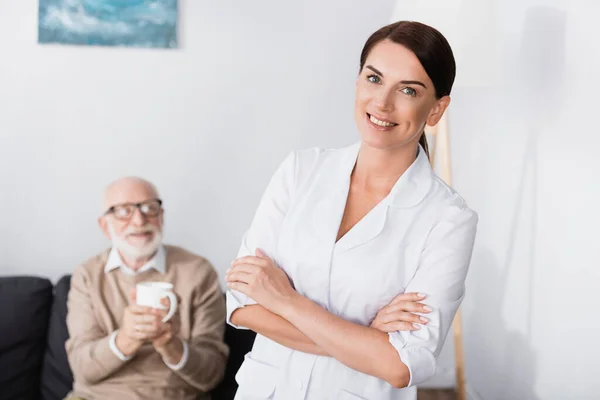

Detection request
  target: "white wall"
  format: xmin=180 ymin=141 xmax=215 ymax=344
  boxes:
xmin=0 ymin=0 xmax=397 ymax=281
xmin=442 ymin=1 xmax=600 ymax=399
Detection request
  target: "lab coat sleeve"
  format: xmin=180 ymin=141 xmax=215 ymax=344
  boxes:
xmin=226 ymin=151 xmax=297 ymax=329
xmin=388 ymin=204 xmax=478 ymax=386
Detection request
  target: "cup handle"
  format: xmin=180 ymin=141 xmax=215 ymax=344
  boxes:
xmin=162 ymin=292 xmax=178 ymax=322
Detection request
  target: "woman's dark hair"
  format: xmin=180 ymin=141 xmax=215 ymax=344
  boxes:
xmin=359 ymin=21 xmax=456 ymax=158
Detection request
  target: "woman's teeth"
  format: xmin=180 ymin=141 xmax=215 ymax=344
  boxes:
xmin=369 ymin=114 xmax=397 ymax=127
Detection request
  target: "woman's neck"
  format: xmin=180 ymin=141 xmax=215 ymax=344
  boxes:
xmin=352 ymin=142 xmax=419 ymax=191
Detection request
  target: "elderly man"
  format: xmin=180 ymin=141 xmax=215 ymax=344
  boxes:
xmin=65 ymin=177 xmax=228 ymax=400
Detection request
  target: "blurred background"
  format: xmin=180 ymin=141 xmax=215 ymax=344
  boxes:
xmin=1 ymin=0 xmax=599 ymax=399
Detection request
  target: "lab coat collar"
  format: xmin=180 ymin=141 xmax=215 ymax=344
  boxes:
xmin=341 ymin=141 xmax=433 ymax=209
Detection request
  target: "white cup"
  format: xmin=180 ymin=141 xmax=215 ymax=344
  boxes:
xmin=136 ymin=282 xmax=178 ymax=322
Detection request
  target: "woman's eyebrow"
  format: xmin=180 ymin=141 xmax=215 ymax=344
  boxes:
xmin=365 ymin=65 xmax=427 ymax=89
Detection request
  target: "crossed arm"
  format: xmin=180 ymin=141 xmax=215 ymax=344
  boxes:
xmin=231 ymin=301 xmax=410 ymax=387
xmin=226 ymin=251 xmax=431 ymax=388
xmin=230 ymin=287 xmax=428 ymax=358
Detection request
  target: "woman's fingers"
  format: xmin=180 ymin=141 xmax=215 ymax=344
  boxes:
xmin=389 ymin=292 xmax=426 ymax=305
xmin=385 ymin=301 xmax=432 ymax=314
xmin=226 ymin=264 xmax=261 ymax=276
xmin=231 ymin=256 xmax=270 ymax=268
xmin=398 ymin=321 xmax=422 ymax=331
xmin=382 ymin=311 xmax=428 ymax=324
xmin=227 ymin=281 xmax=249 ymax=294
xmin=377 ymin=321 xmax=422 ymax=333
xmin=255 ymin=248 xmax=269 ymax=259
xmin=226 ymin=271 xmax=253 ymax=284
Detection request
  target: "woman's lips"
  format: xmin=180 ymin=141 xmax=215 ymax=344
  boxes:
xmin=366 ymin=113 xmax=398 ymax=130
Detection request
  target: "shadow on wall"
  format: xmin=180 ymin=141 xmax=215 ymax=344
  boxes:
xmin=466 ymin=253 xmax=540 ymax=400
xmin=464 ymin=5 xmax=567 ymax=400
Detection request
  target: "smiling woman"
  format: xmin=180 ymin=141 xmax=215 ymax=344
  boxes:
xmin=225 ymin=21 xmax=477 ymax=400
xmin=356 ymin=21 xmax=456 ymax=158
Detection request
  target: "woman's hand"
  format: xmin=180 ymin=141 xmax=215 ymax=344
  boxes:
xmin=226 ymin=249 xmax=298 ymax=316
xmin=370 ymin=292 xmax=432 ymax=332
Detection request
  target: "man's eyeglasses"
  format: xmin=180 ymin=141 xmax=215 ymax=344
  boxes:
xmin=104 ymin=199 xmax=163 ymax=221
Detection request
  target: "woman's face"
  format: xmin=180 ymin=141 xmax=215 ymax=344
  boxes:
xmin=354 ymin=39 xmax=450 ymax=151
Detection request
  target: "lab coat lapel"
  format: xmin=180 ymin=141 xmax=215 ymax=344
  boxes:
xmin=334 ymin=144 xmax=433 ymax=253
xmin=299 ymin=143 xmax=360 ymax=259
xmin=334 ymin=202 xmax=388 ymax=254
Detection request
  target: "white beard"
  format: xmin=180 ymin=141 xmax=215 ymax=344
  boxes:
xmin=108 ymin=223 xmax=163 ymax=261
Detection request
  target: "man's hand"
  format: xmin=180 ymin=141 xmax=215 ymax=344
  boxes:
xmin=116 ymin=288 xmax=166 ymax=356
xmin=151 ymin=296 xmax=184 ymax=365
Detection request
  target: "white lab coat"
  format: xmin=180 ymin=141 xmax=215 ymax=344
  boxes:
xmin=227 ymin=142 xmax=478 ymax=400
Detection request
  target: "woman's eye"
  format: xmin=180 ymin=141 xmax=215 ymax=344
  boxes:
xmin=367 ymin=74 xmax=381 ymax=84
xmin=401 ymin=87 xmax=417 ymax=97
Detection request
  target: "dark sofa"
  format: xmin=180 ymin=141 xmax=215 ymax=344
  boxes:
xmin=0 ymin=275 xmax=256 ymax=400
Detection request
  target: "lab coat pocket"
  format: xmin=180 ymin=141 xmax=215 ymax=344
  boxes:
xmin=338 ymin=389 xmax=368 ymax=400
xmin=235 ymin=352 xmax=280 ymax=399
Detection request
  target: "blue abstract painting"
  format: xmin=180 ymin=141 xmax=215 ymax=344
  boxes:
xmin=38 ymin=0 xmax=177 ymax=48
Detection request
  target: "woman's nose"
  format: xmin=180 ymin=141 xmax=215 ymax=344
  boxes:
xmin=373 ymin=88 xmax=395 ymax=112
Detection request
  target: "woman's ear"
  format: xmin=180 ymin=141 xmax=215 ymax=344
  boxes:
xmin=426 ymin=96 xmax=451 ymax=127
